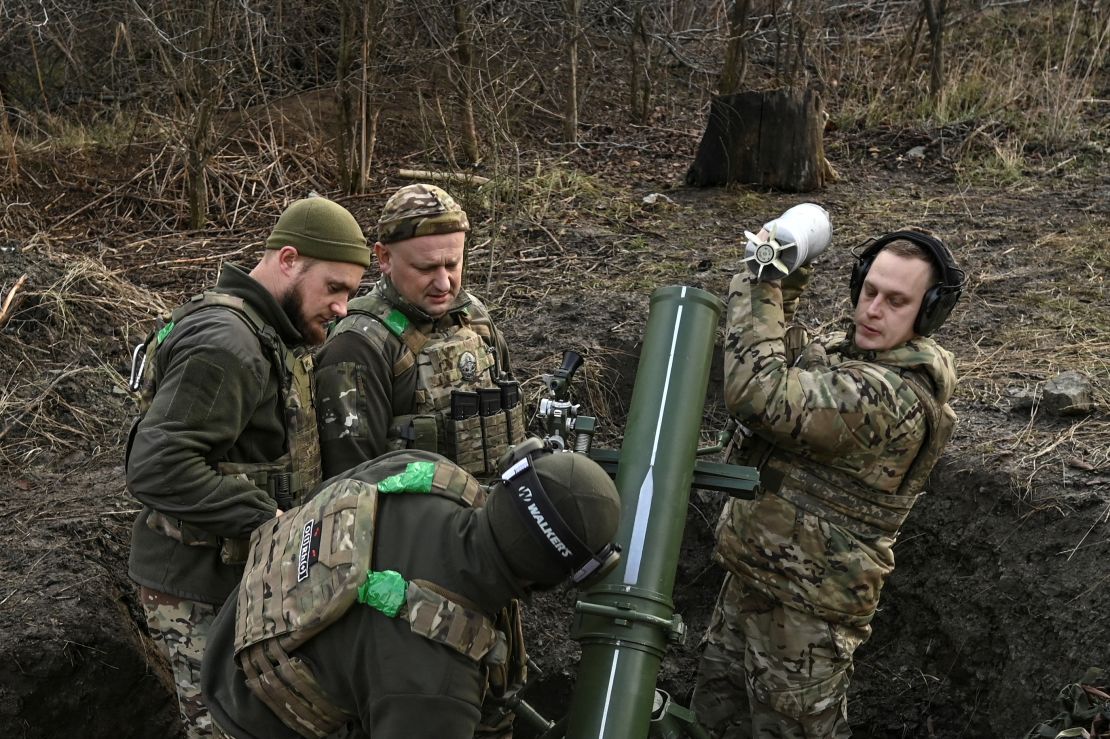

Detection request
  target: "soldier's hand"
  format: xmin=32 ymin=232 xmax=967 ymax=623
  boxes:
xmin=780 ymin=263 xmax=813 ymax=322
xmin=780 ymin=262 xmax=813 ymax=303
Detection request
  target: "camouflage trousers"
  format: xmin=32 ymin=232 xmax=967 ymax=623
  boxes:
xmin=690 ymin=573 xmax=870 ymax=739
xmin=141 ymin=586 xmax=219 ymax=739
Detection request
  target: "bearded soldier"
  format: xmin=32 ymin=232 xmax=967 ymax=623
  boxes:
xmin=692 ymin=228 xmax=964 ymax=737
xmin=126 ymin=196 xmax=369 ymax=738
xmin=200 ymin=442 xmax=621 ymax=739
xmin=315 ymin=183 xmax=523 ymax=480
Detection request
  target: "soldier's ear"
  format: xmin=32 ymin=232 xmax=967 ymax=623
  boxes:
xmin=374 ymin=242 xmax=392 ymax=274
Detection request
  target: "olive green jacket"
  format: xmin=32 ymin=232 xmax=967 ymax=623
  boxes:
xmin=315 ymin=277 xmax=513 ymax=478
xmin=716 ymin=272 xmax=958 ymax=626
xmin=126 ymin=264 xmax=300 ymax=604
xmin=201 ymin=450 xmax=524 ymax=739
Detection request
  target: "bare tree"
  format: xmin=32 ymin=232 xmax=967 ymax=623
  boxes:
xmin=922 ymin=0 xmax=948 ymax=103
xmin=563 ymin=0 xmax=582 ymax=142
xmin=628 ymin=1 xmax=652 ymax=123
xmin=337 ymin=0 xmax=382 ymax=193
xmin=718 ymin=0 xmax=752 ymax=95
xmin=451 ymin=0 xmax=481 ymax=163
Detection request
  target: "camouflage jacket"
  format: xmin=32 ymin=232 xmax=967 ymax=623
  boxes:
xmin=200 ymin=450 xmax=526 ymax=739
xmin=315 ymin=276 xmax=514 ymax=479
xmin=126 ymin=264 xmax=306 ymax=604
xmin=716 ymin=273 xmax=957 ymax=626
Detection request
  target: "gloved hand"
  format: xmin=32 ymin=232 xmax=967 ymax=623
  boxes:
xmin=779 ymin=263 xmax=812 ymax=322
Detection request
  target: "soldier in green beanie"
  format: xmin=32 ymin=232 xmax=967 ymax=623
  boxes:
xmin=200 ymin=442 xmax=621 ymax=739
xmin=315 ymin=183 xmax=524 ymax=482
xmin=126 ymin=196 xmax=369 ymax=738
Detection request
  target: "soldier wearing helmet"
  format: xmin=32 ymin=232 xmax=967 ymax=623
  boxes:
xmin=692 ymin=225 xmax=964 ymax=738
xmin=200 ymin=443 xmax=621 ymax=739
xmin=315 ymin=183 xmax=523 ymax=481
xmin=126 ymin=196 xmax=369 ymax=738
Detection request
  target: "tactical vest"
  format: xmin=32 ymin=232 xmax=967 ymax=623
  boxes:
xmin=332 ymin=292 xmax=526 ymax=477
xmin=734 ymin=337 xmax=956 ymax=538
xmin=127 ymin=292 xmax=322 ymax=561
xmin=232 ymin=461 xmax=509 ymax=738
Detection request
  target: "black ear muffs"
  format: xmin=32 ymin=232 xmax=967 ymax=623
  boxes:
xmin=850 ymin=230 xmax=965 ymax=337
xmin=496 ymin=437 xmax=550 ymax=476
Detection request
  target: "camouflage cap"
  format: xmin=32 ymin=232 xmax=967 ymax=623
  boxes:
xmin=377 ymin=184 xmax=470 ymax=244
xmin=266 ymin=196 xmax=370 ymax=267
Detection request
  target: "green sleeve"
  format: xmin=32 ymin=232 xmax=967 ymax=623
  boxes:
xmin=126 ymin=334 xmax=277 ymax=539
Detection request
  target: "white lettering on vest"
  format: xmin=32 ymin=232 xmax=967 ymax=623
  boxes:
xmin=296 ymin=519 xmax=315 ymax=582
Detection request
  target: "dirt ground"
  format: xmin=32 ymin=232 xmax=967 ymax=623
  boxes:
xmin=1 ymin=98 xmax=1108 ymax=739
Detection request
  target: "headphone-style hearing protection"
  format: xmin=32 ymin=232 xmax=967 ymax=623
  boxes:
xmin=497 ymin=439 xmax=621 ymax=587
xmin=849 ymin=230 xmax=966 ymax=337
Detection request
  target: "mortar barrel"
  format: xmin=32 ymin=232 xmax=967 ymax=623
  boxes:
xmin=565 ymin=285 xmax=723 ymax=739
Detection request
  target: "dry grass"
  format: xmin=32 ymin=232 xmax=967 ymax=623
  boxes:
xmin=0 ymin=251 xmax=173 ymax=465
xmin=947 ymin=222 xmax=1109 ymax=501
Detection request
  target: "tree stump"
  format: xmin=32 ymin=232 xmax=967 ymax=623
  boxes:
xmin=686 ymin=88 xmax=827 ymax=193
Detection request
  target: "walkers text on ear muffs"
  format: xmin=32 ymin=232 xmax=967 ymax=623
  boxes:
xmin=497 ymin=440 xmax=621 ymax=587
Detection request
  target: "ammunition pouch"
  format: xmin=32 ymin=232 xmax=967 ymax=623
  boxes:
xmin=484 ymin=598 xmax=528 ymax=700
xmin=391 ymin=414 xmax=440 ymax=454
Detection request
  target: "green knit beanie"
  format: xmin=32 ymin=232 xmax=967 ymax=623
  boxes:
xmin=266 ymin=196 xmax=370 ymax=267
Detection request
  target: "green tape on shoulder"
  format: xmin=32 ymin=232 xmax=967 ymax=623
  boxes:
xmin=377 ymin=461 xmax=435 ymax=494
xmin=156 ymin=320 xmax=175 ymax=345
xmin=384 ymin=309 xmax=409 ymax=337
xmin=357 ymin=570 xmax=408 ymax=618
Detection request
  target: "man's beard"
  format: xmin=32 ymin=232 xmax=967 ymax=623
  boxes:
xmin=280 ymin=283 xmax=325 ymax=346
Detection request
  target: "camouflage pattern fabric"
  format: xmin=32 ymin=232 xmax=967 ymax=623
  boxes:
xmin=232 ymin=461 xmax=504 ymax=738
xmin=404 ymin=579 xmax=505 ymax=662
xmin=377 ymin=183 xmax=470 ymax=244
xmin=691 ymin=574 xmax=867 ymax=739
xmin=716 ymin=272 xmax=957 ymax=626
xmin=700 ymin=270 xmax=957 ymax=735
xmin=141 ymin=586 xmax=219 ymax=739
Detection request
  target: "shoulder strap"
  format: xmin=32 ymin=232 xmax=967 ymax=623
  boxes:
xmin=893 ymin=369 xmax=956 ymax=497
xmin=170 ymin=291 xmax=291 ymax=369
xmin=350 ymin=292 xmax=430 ymax=355
xmin=347 ymin=293 xmax=428 ymax=377
xmin=375 ymin=460 xmax=487 ymax=508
